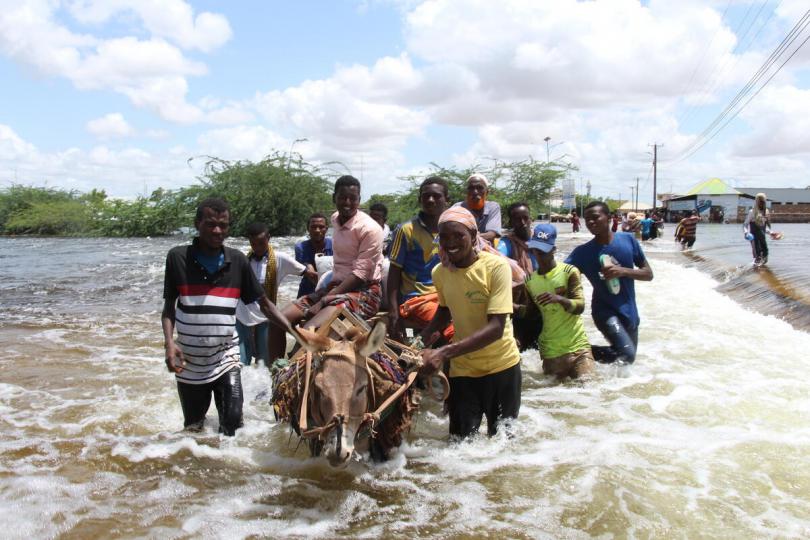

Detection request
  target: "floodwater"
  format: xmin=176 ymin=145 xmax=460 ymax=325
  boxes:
xmin=1 ymin=225 xmax=809 ymax=539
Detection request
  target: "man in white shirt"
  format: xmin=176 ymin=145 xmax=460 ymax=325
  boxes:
xmin=235 ymin=222 xmax=306 ymax=367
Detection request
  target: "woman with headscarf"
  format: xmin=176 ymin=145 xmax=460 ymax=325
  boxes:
xmin=418 ymin=207 xmax=522 ymax=440
xmin=744 ymin=192 xmax=772 ymax=265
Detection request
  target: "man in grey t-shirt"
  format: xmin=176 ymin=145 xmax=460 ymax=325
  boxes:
xmin=452 ymin=173 xmax=502 ymax=243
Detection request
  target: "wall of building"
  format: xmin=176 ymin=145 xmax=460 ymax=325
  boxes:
xmin=737 ymin=199 xmax=810 ymax=223
xmin=703 ymin=194 xmax=741 ymax=223
xmin=770 ymin=202 xmax=810 ymax=223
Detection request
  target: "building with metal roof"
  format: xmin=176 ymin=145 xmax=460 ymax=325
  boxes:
xmin=664 ymin=178 xmax=753 ymax=223
xmin=738 ymin=187 xmax=810 ymax=223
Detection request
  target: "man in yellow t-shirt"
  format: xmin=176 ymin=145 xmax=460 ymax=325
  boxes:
xmin=419 ymin=207 xmax=521 ymax=439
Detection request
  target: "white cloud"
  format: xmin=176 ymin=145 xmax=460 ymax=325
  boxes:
xmin=196 ymin=125 xmax=290 ymax=163
xmin=0 ymin=0 xmax=236 ymax=124
xmin=67 ymin=0 xmax=232 ymax=52
xmin=0 ymin=124 xmax=196 ymax=196
xmin=0 ymin=124 xmax=37 ymax=160
xmin=3 ymin=1 xmax=810 ymax=201
xmin=86 ymin=113 xmax=134 ymax=138
xmin=733 ymin=85 xmax=810 ymax=157
xmin=403 ymin=0 xmax=739 ymax=115
xmin=254 ymin=75 xmax=430 ymax=153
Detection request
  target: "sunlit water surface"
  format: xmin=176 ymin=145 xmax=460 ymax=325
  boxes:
xmin=1 ymin=225 xmax=809 ymax=538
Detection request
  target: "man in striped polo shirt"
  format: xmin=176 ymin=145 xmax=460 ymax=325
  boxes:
xmin=162 ymin=198 xmax=294 ymax=436
xmin=675 ymin=210 xmax=700 ymax=249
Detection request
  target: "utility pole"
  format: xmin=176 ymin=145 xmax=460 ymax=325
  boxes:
xmin=586 ymin=180 xmax=591 ymax=207
xmin=635 ymin=177 xmax=640 ymax=211
xmin=650 ymin=143 xmax=663 ymax=209
xmin=629 ymin=185 xmax=635 ymax=212
xmin=544 ymin=136 xmax=552 ymax=221
xmin=579 ymin=178 xmax=584 ymax=216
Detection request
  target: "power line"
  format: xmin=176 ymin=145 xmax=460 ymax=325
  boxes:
xmin=678 ymin=0 xmax=733 ymax=102
xmin=676 ymin=9 xmax=810 ymax=159
xmin=677 ymin=1 xmax=758 ymax=128
xmin=680 ymin=0 xmax=780 ymax=129
xmin=675 ymin=29 xmax=810 ymax=163
xmin=669 ymin=9 xmax=810 ymax=162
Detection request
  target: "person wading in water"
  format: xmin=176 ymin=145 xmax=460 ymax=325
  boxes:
xmin=565 ymin=201 xmax=653 ymax=366
xmin=162 ymin=198 xmax=296 ymax=435
xmin=523 ymin=224 xmax=594 ymax=380
xmin=497 ymin=202 xmax=542 ymax=351
xmin=419 ymin=207 xmax=522 ymax=439
xmin=744 ymin=193 xmax=772 ymax=266
xmin=386 ymin=176 xmax=451 ymax=343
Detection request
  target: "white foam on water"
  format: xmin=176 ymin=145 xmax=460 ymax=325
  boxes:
xmin=3 ymin=238 xmax=810 ymax=537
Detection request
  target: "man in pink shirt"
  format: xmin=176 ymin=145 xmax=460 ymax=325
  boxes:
xmin=283 ymin=175 xmax=384 ymax=329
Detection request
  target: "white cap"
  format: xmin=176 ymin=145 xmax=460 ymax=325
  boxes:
xmin=466 ymin=173 xmax=488 ymax=187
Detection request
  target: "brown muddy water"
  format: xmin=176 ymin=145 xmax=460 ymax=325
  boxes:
xmin=1 ymin=225 xmax=809 ymax=538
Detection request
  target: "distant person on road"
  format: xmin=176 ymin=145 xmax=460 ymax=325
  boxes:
xmin=452 ymin=173 xmax=502 ymax=243
xmin=236 ymin=222 xmax=307 ymax=367
xmin=611 ymin=212 xmax=620 ymax=233
xmin=161 ymin=198 xmax=296 ymax=436
xmin=571 ymin=210 xmax=581 ymax=233
xmin=623 ymin=212 xmax=641 ymax=240
xmin=294 ymin=213 xmax=333 ymax=298
xmin=640 ymin=212 xmax=655 ymax=241
xmin=565 ymin=201 xmax=653 ymax=365
xmin=675 ymin=210 xmax=700 ymax=250
xmin=650 ymin=212 xmax=663 ymax=239
xmin=744 ymin=192 xmax=772 ymax=265
xmin=524 ymin=224 xmax=594 ymax=380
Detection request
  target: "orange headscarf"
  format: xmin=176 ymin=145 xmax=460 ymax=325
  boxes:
xmin=437 ymin=207 xmax=526 ymax=284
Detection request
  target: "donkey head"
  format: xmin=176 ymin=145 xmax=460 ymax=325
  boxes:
xmin=296 ymin=322 xmax=387 ymax=467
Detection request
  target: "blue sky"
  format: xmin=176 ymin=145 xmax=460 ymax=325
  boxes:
xmin=1 ymin=0 xmax=808 ymax=205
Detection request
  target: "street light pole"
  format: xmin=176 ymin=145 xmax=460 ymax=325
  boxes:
xmin=586 ymin=180 xmax=591 ymax=207
xmin=544 ymin=136 xmax=551 ymax=221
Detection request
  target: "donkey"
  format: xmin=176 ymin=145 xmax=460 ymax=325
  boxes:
xmin=295 ymin=322 xmax=393 ymax=468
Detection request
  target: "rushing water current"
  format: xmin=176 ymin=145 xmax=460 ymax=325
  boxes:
xmin=1 ymin=224 xmax=809 ymax=539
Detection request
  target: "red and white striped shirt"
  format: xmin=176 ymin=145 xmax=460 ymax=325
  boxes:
xmin=163 ymin=239 xmax=264 ymax=384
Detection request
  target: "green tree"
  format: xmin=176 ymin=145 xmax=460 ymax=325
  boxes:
xmin=500 ymin=158 xmax=575 ymax=217
xmin=4 ymin=199 xmax=89 ymax=235
xmin=192 ymin=152 xmax=334 ymax=236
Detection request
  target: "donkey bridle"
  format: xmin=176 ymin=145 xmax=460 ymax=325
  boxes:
xmin=297 ymin=350 xmax=420 ymax=443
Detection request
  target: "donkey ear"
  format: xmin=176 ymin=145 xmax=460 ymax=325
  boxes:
xmin=357 ymin=321 xmax=387 ymax=358
xmin=294 ymin=325 xmax=331 ymax=353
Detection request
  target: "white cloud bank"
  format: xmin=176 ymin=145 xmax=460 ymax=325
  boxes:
xmin=1 ymin=0 xmax=809 ymax=198
xmin=0 ymin=0 xmax=237 ymax=123
xmin=86 ymin=113 xmax=134 ymax=139
xmin=0 ymin=123 xmax=196 ymax=196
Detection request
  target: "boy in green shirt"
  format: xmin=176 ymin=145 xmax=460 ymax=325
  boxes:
xmin=524 ymin=224 xmax=594 ymax=379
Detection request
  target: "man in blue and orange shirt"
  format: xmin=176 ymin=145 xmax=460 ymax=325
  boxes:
xmin=386 ymin=176 xmax=452 ymax=342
